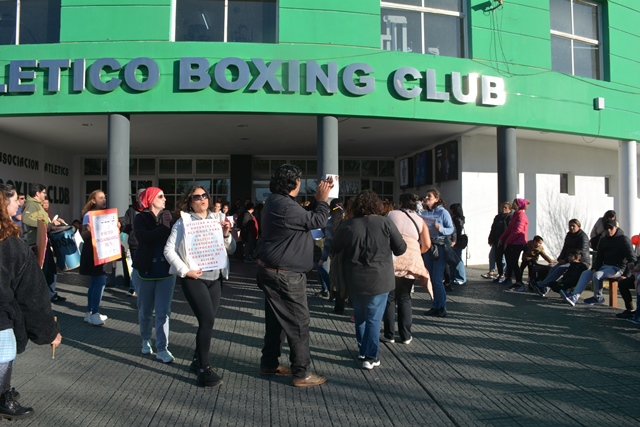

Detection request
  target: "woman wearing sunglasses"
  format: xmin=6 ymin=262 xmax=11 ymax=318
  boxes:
xmin=164 ymin=185 xmax=236 ymax=388
xmin=131 ymin=187 xmax=176 ymax=363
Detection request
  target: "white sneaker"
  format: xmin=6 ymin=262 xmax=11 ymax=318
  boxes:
xmin=362 ymin=358 xmax=381 ymax=370
xmin=402 ymin=337 xmax=413 ymax=345
xmin=141 ymin=340 xmax=153 ymax=355
xmin=88 ymin=312 xmax=105 ymax=326
xmin=156 ymin=350 xmax=175 ymax=363
xmin=84 ymin=312 xmax=107 ymax=323
xmin=380 ymin=336 xmax=395 ymax=344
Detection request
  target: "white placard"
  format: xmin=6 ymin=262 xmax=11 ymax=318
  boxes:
xmin=89 ymin=208 xmax=122 ymax=264
xmin=181 ymin=212 xmax=228 ymax=271
xmin=326 ymin=174 xmax=340 ymax=199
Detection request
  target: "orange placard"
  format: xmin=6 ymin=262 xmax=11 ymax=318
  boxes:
xmin=88 ymin=208 xmax=122 ymax=266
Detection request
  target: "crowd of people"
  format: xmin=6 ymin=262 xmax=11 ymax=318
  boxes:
xmin=1 ymin=172 xmax=639 ymax=419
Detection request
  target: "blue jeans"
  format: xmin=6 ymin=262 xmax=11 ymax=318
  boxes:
xmin=350 ymin=292 xmax=388 ymax=360
xmin=573 ymin=265 xmax=622 ymax=298
xmin=87 ymin=274 xmax=106 ymax=313
xmin=489 ymin=245 xmax=505 ymax=272
xmin=133 ymin=272 xmax=176 ymax=352
xmin=452 ymin=246 xmax=466 ymax=283
xmin=538 ymin=263 xmax=570 ymax=286
xmin=423 ymin=250 xmax=447 ymax=309
xmin=316 ymin=264 xmax=330 ymax=293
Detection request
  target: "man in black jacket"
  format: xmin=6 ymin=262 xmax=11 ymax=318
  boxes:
xmin=255 ymin=164 xmax=332 ymax=387
xmin=562 ymin=219 xmax=636 ymax=306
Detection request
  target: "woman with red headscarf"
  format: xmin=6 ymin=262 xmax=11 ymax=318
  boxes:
xmin=131 ymin=187 xmax=176 ymax=363
xmin=498 ymin=198 xmax=530 ymax=292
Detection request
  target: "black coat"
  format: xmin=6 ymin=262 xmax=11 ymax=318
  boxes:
xmin=593 ymin=228 xmax=636 ymax=271
xmin=331 ymin=215 xmax=407 ymax=296
xmin=255 ymin=193 xmax=329 ymax=272
xmin=132 ymin=210 xmax=172 ymax=275
xmin=488 ymin=212 xmax=511 ymax=246
xmin=0 ymin=236 xmax=59 ymax=353
xmin=557 ymin=229 xmax=591 ymax=268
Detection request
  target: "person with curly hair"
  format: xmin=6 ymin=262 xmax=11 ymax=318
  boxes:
xmin=0 ymin=190 xmax=62 ymax=420
xmin=331 ymin=190 xmax=406 ymax=370
xmin=164 ymin=185 xmax=236 ymax=388
xmin=255 ymin=165 xmax=333 ymax=387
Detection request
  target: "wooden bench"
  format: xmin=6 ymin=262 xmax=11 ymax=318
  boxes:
xmin=607 ymin=278 xmax=619 ymax=308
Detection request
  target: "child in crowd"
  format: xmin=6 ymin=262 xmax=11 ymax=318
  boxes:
xmin=520 ymin=235 xmax=555 ymax=288
xmin=533 ymin=249 xmax=586 ymax=297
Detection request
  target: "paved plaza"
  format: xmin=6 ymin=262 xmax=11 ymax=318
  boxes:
xmin=10 ymin=262 xmax=640 ymax=427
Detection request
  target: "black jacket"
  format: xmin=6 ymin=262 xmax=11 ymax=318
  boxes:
xmin=488 ymin=212 xmax=511 ymax=246
xmin=79 ymin=226 xmax=106 ymax=276
xmin=0 ymin=236 xmax=60 ymax=353
xmin=121 ymin=205 xmax=141 ymax=251
xmin=255 ymin=193 xmax=329 ymax=272
xmin=593 ymin=228 xmax=636 ymax=271
xmin=132 ymin=210 xmax=172 ymax=275
xmin=331 ymin=216 xmax=407 ymax=296
xmin=557 ymin=229 xmax=591 ymax=268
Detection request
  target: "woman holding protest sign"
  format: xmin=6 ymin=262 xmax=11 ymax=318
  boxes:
xmin=164 ymin=185 xmax=236 ymax=388
xmin=79 ymin=190 xmax=109 ymax=326
xmin=131 ymin=187 xmax=176 ymax=363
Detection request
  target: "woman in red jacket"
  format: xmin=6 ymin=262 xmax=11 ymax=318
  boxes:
xmin=498 ymin=198 xmax=530 ymax=292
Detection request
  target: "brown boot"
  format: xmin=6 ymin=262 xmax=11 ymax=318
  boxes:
xmin=292 ymin=373 xmax=327 ymax=387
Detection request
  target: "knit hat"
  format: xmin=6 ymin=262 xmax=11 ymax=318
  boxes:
xmin=139 ymin=187 xmax=162 ymax=209
xmin=515 ymin=198 xmax=529 ymax=210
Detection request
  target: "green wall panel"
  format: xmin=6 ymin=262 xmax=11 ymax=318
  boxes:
xmin=63 ymin=0 xmax=169 ymax=5
xmin=607 ymin=1 xmax=640 ymax=87
xmin=279 ymin=1 xmax=379 ymax=48
xmin=61 ymin=5 xmax=171 ymax=42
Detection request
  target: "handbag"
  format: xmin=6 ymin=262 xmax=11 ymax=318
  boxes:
xmin=457 ymin=234 xmax=469 ymax=250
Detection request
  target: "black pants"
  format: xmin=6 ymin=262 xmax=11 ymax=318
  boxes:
xmin=181 ymin=277 xmax=222 ymax=368
xmin=618 ymin=275 xmax=636 ymax=311
xmin=383 ymin=276 xmax=414 ymax=342
xmin=504 ymin=244 xmax=526 ymax=283
xmin=495 ymin=244 xmax=506 ymax=276
xmin=256 ymin=266 xmax=311 ymax=379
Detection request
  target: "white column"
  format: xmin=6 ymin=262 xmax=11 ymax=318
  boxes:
xmin=617 ymin=140 xmax=637 ymax=235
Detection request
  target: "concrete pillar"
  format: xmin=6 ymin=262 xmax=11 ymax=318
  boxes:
xmin=317 ymin=116 xmax=339 ymax=187
xmin=107 ymin=113 xmax=130 ymax=215
xmin=497 ymin=127 xmax=518 ymax=203
xmin=618 ymin=140 xmax=637 ymax=235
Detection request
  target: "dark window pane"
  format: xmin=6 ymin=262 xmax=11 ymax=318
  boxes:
xmin=574 ymin=40 xmax=598 ymax=79
xmin=129 ymin=158 xmax=138 ymax=175
xmin=159 ymin=159 xmax=175 ymax=174
xmin=176 ymin=0 xmax=224 ymax=42
xmin=213 ymin=179 xmax=229 ymax=194
xmin=424 ymin=0 xmax=462 ymax=12
xmin=138 ymin=159 xmax=155 ymax=175
xmin=551 ymin=36 xmax=572 ymax=74
xmin=177 ymin=179 xmax=196 ymax=195
xmin=20 ymin=0 xmax=60 ymax=44
xmin=424 ymin=13 xmax=462 ymax=57
xmin=213 ymin=158 xmax=229 ymax=174
xmin=384 ymin=181 xmax=394 ymax=194
xmin=228 ymin=0 xmax=276 ymax=43
xmin=86 ymin=180 xmax=101 ymax=194
xmin=344 ymin=160 xmax=361 ymax=176
xmin=574 ymin=0 xmax=598 ymax=40
xmin=177 ymin=159 xmax=193 ymax=174
xmin=193 ymin=179 xmax=211 ymax=192
xmin=379 ymin=160 xmax=395 ymax=177
xmin=341 ymin=180 xmax=359 ymax=195
xmin=271 ymin=160 xmax=287 ymax=171
xmin=391 ymin=0 xmax=421 ymax=6
xmin=290 ymin=160 xmax=306 ymax=174
xmin=165 ymin=196 xmax=176 ymax=213
xmin=101 ymin=159 xmax=108 ymax=175
xmin=252 ymin=159 xmax=270 ymax=175
xmin=159 ymin=179 xmax=176 ymax=195
xmin=196 ymin=159 xmax=212 ymax=174
xmin=381 ymin=8 xmax=422 ymax=53
xmin=362 ymin=160 xmax=377 ymax=177
xmin=101 ymin=180 xmax=108 ymax=195
xmin=0 ymin=3 xmax=16 ymax=45
xmin=307 ymin=160 xmax=317 ymax=176
xmin=361 ymin=179 xmax=370 ymax=190
xmin=550 ymin=0 xmax=572 ymax=33
xmin=372 ymin=180 xmax=383 ymax=194
xmin=84 ymin=159 xmax=101 ymax=175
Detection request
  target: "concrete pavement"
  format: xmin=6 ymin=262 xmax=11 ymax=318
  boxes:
xmin=10 ymin=262 xmax=640 ymax=426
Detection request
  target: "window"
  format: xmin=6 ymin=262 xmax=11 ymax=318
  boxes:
xmin=550 ymin=0 xmax=601 ymax=79
xmin=0 ymin=0 xmax=61 ymax=45
xmin=175 ymin=0 xmax=276 ymax=43
xmin=381 ymin=0 xmax=465 ymax=57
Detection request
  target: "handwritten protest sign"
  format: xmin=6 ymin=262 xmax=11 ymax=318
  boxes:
xmin=88 ymin=208 xmax=122 ymax=266
xmin=181 ymin=212 xmax=228 ymax=271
